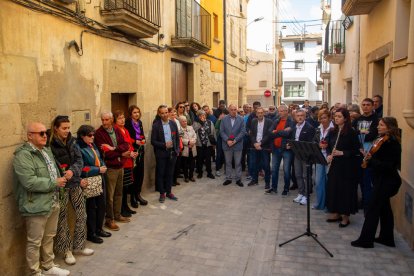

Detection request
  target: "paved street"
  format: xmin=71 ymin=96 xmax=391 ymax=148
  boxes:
xmin=60 ymin=173 xmax=414 ymax=276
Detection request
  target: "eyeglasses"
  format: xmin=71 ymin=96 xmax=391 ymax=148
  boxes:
xmin=87 ymin=133 xmax=95 ymax=137
xmin=30 ymin=131 xmax=47 ymax=137
xmin=178 ymin=106 xmax=185 ymax=109
xmin=269 ymin=108 xmax=275 ymax=110
xmin=184 ymin=104 xmax=189 ymax=107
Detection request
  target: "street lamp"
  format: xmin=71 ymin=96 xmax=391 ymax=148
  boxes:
xmin=223 ymin=9 xmax=265 ymax=102
xmin=247 ymin=16 xmax=264 ymax=26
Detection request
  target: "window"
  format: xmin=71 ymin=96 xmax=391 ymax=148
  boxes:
xmin=213 ymin=13 xmax=219 ymax=40
xmin=294 ymin=60 xmax=304 ymax=70
xmin=230 ymin=20 xmax=236 ymax=55
xmin=294 ymin=42 xmax=304 ymax=52
xmin=284 ymin=82 xmax=305 ymax=98
xmin=239 ymin=27 xmax=243 ymax=58
xmin=259 ymin=80 xmax=267 ymax=87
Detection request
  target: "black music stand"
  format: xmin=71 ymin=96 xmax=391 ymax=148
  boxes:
xmin=278 ymin=140 xmax=333 ymax=258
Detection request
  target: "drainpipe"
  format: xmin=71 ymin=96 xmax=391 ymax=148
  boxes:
xmin=223 ymin=0 xmax=228 ymax=102
xmin=402 ymin=2 xmax=414 ymax=128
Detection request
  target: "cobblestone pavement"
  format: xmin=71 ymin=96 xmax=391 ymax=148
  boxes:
xmin=59 ymin=173 xmax=414 ymax=276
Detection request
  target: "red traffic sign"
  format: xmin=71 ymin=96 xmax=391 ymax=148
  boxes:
xmin=264 ymin=90 xmax=271 ymax=97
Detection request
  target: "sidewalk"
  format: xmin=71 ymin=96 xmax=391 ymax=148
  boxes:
xmin=59 ymin=174 xmax=414 ymax=276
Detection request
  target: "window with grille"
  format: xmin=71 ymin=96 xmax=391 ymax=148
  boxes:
xmin=284 ymin=82 xmax=305 ymax=98
xmin=294 ymin=60 xmax=304 ymax=70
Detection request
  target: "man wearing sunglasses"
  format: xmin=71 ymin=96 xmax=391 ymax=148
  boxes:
xmin=13 ymin=122 xmax=70 ymax=276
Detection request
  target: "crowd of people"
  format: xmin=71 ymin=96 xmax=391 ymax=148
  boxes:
xmin=13 ymin=95 xmax=401 ymax=275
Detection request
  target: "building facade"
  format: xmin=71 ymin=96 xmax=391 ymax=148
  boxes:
xmin=280 ymin=34 xmax=323 ymax=106
xmin=0 ymin=0 xmax=248 ymax=274
xmin=324 ymin=0 xmax=414 ymax=248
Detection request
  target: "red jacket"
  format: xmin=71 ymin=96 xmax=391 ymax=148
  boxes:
xmin=114 ymin=125 xmax=134 ymax=168
xmin=94 ymin=125 xmax=129 ymax=169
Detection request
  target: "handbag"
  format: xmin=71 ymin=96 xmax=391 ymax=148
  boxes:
xmin=83 ymin=175 xmax=103 ymax=198
xmin=208 ymin=134 xmax=217 ymax=145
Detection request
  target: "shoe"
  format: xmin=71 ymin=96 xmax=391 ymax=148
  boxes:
xmin=289 ymin=184 xmax=298 ymax=190
xmin=177 ymin=174 xmax=184 ymax=178
xmin=167 ymin=193 xmax=178 ymax=201
xmin=374 ymin=237 xmax=396 ymax=247
xmin=121 ymin=210 xmax=132 ymax=218
xmin=236 ymin=180 xmax=244 ymax=187
xmin=189 ymin=177 xmax=196 ymax=182
xmin=299 ymin=197 xmax=307 ymax=205
xmin=104 ymin=220 xmax=120 ymax=231
xmin=73 ymin=248 xmax=94 ymax=256
xmin=130 ymin=197 xmax=139 ymax=208
xmin=197 ymin=174 xmax=203 ymax=179
xmin=264 ymin=184 xmax=270 ymax=189
xmin=184 ymin=178 xmax=189 ymax=183
xmin=43 ymin=265 xmax=70 ymax=276
xmin=265 ymin=188 xmax=276 ymax=194
xmin=137 ymin=195 xmax=148 ymax=206
xmin=159 ymin=193 xmax=166 ymax=203
xmin=293 ymin=194 xmax=303 ymax=203
xmin=326 ymin=217 xmax=342 ymax=223
xmin=223 ymin=180 xmax=232 ymax=186
xmin=115 ymin=215 xmax=130 ymax=223
xmin=247 ymin=181 xmax=258 ymax=186
xmin=207 ymin=173 xmax=215 ymax=179
xmin=96 ymin=229 xmax=111 ymax=238
xmin=339 ymin=221 xmax=350 ymax=228
xmin=215 ymin=171 xmax=221 ymax=177
xmin=351 ymin=239 xmax=374 ymax=248
xmin=126 ymin=207 xmax=137 ymax=214
xmin=175 ymin=181 xmax=181 ymax=186
xmin=246 ymin=175 xmax=252 ymax=180
xmin=87 ymin=234 xmax=103 ymax=244
xmin=64 ymin=251 xmax=76 ymax=265
xmin=281 ymin=191 xmax=288 ymax=197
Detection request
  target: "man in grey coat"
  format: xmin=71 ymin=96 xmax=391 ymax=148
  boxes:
xmin=220 ymin=104 xmax=246 ymax=187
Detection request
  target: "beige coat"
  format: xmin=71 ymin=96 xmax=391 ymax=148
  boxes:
xmin=181 ymin=126 xmax=197 ymax=157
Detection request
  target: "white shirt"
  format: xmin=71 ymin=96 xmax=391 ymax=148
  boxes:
xmin=230 ymin=117 xmax=236 ymax=127
xmin=256 ymin=119 xmax=264 ymax=143
xmin=295 ymin=121 xmax=306 ymax=141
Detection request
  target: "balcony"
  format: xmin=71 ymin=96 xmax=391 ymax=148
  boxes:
xmin=171 ymin=0 xmax=211 ymax=55
xmin=324 ymin=20 xmax=345 ymax=64
xmin=320 ymin=52 xmax=330 ymax=79
xmin=342 ymin=0 xmax=382 ymax=16
xmin=101 ymin=0 xmax=161 ymax=38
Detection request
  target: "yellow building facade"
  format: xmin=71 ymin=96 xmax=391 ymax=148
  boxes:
xmin=0 ymin=0 xmax=223 ymax=274
xmin=326 ymin=0 xmax=414 ymax=248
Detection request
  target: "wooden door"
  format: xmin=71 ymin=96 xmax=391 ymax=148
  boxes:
xmin=111 ymin=93 xmax=130 ymax=115
xmin=171 ymin=60 xmax=188 ymax=106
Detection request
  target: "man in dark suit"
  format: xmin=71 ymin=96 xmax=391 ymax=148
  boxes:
xmin=151 ymin=105 xmax=180 ymax=203
xmin=247 ymin=107 xmax=273 ymax=187
xmin=291 ymin=109 xmax=316 ymax=205
xmin=220 ymin=104 xmax=246 ymax=187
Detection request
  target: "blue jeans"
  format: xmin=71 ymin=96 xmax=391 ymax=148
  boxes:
xmin=271 ymin=148 xmax=293 ymax=192
xmin=249 ymin=149 xmax=271 ymax=184
xmin=314 ymin=164 xmax=327 ymax=210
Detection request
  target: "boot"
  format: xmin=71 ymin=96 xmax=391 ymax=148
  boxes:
xmin=130 ymin=194 xmax=139 ymax=208
xmin=137 ymin=194 xmax=148 ymax=206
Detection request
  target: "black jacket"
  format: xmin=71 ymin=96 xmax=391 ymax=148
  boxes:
xmin=269 ymin=116 xmax=295 ymax=150
xmin=49 ymin=133 xmax=83 ymax=189
xmin=125 ymin=118 xmax=145 ymax=153
xmin=292 ymin=121 xmax=316 ymax=142
xmin=249 ymin=118 xmax=274 ymax=150
xmin=151 ymin=119 xmax=180 ymax=158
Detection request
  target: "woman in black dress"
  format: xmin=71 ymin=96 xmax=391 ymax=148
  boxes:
xmin=351 ymin=117 xmax=401 ymax=248
xmin=325 ymin=108 xmax=360 ymax=227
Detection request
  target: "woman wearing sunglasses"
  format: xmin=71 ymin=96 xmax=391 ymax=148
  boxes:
xmin=76 ymin=125 xmax=111 ymax=246
xmin=48 ymin=116 xmax=94 ymax=265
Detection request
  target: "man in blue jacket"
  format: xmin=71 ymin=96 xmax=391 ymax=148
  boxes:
xmin=13 ymin=122 xmax=70 ymax=276
xmin=220 ymin=104 xmax=246 ymax=187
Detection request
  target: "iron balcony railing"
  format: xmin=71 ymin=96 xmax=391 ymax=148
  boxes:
xmin=175 ymin=0 xmax=211 ymax=48
xmin=321 ymin=52 xmax=330 ymax=74
xmin=104 ymin=0 xmax=161 ymax=27
xmin=324 ymin=20 xmax=345 ymax=55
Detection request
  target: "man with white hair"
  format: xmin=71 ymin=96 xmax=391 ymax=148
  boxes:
xmin=220 ymin=104 xmax=246 ymax=187
xmin=13 ymin=122 xmax=70 ymax=276
xmin=94 ymin=111 xmax=130 ymax=231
